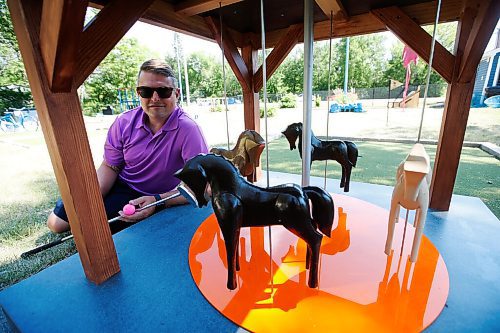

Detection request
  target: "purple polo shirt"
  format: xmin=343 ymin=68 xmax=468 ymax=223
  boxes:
xmin=104 ymin=106 xmax=208 ymax=195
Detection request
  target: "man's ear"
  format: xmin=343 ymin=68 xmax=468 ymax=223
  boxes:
xmin=175 ymin=88 xmax=180 ymax=99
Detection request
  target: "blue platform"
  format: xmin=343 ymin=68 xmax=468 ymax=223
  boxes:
xmin=1 ymin=172 xmax=499 ymax=332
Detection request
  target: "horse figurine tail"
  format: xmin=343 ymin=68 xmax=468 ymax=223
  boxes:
xmin=344 ymin=141 xmax=358 ymax=168
xmin=303 ymin=186 xmax=335 ymax=237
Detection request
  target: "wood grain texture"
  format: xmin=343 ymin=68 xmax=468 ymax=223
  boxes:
xmin=175 ymin=0 xmax=243 ymax=16
xmin=315 ymin=0 xmax=347 ymax=21
xmin=74 ymin=0 xmax=155 ymax=87
xmin=458 ymin=0 xmax=500 ymax=82
xmin=8 ymin=0 xmax=119 ymax=283
xmin=205 ymin=16 xmax=251 ymax=92
xmin=241 ymin=45 xmax=260 ymax=132
xmin=140 ymin=0 xmax=214 ymax=42
xmin=371 ymin=6 xmax=454 ymax=83
xmin=429 ymin=6 xmax=476 ymax=211
xmin=254 ymin=24 xmax=303 ymax=92
xmin=265 ymin=0 xmax=463 ymax=48
xmin=40 ymin=0 xmax=87 ymax=91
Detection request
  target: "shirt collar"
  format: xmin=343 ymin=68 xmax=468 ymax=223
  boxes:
xmin=135 ymin=106 xmax=181 ymax=133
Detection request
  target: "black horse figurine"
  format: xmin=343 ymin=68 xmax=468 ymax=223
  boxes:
xmin=174 ymin=154 xmax=334 ymax=290
xmin=282 ymin=122 xmax=358 ymax=192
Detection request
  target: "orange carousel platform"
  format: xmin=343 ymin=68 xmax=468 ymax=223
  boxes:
xmin=1 ymin=172 xmax=499 ymax=332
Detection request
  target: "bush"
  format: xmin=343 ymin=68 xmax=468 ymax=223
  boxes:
xmin=260 ymin=106 xmax=276 ymax=118
xmin=315 ymin=95 xmax=321 ymax=107
xmin=279 ymin=93 xmax=296 ymax=108
xmin=0 ymin=86 xmax=32 ymax=115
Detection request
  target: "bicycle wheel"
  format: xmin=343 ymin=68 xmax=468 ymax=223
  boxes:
xmin=0 ymin=120 xmax=16 ymax=132
xmin=21 ymin=116 xmax=39 ymax=131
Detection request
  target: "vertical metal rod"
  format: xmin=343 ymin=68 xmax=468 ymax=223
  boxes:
xmin=344 ymin=37 xmax=350 ymax=94
xmin=260 ymin=0 xmax=273 ymax=293
xmin=302 ymin=0 xmax=314 ymax=187
xmin=417 ymin=0 xmax=442 ymax=142
xmin=324 ymin=11 xmax=333 ymax=190
xmin=219 ymin=3 xmax=230 ymax=149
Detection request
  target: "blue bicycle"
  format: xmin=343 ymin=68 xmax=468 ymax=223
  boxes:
xmin=0 ymin=108 xmax=39 ymax=132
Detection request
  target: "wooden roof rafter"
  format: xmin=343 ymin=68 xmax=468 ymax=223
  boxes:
xmin=74 ymin=0 xmax=156 ymax=88
xmin=40 ymin=0 xmax=88 ymax=92
xmin=175 ymin=0 xmax=244 ymax=16
xmin=315 ymin=0 xmax=348 ymax=21
xmin=254 ymin=24 xmax=304 ymax=92
xmin=205 ymin=15 xmax=251 ymax=92
xmin=371 ymin=6 xmax=455 ymax=83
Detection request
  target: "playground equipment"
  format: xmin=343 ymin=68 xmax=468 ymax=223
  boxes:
xmin=118 ymin=88 xmax=140 ymax=112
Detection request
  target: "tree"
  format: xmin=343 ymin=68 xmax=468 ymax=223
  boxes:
xmin=0 ymin=0 xmax=31 ymax=112
xmin=83 ymin=37 xmax=153 ymax=113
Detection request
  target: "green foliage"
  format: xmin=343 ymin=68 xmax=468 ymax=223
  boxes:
xmin=82 ymin=38 xmax=152 ymax=113
xmin=279 ymin=93 xmax=297 ymax=108
xmin=260 ymin=105 xmax=276 ymax=118
xmin=0 ymin=86 xmax=31 ymax=113
xmin=0 ymin=0 xmax=32 ymax=110
xmin=315 ymin=95 xmax=321 ymax=107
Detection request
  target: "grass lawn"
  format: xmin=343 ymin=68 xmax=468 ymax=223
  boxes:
xmin=0 ymin=107 xmax=499 ymax=291
xmin=262 ymin=138 xmax=499 ymax=217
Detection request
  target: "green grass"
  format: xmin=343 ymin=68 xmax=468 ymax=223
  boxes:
xmin=262 ymin=138 xmax=500 ymax=218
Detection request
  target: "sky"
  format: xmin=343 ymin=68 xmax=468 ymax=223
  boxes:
xmin=125 ymin=21 xmax=221 ymax=58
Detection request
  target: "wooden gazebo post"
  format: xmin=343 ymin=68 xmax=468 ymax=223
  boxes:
xmin=372 ymin=0 xmax=499 ymax=210
xmin=8 ymin=0 xmax=154 ymax=284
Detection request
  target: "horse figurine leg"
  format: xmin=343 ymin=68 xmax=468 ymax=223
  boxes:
xmin=409 ymin=184 xmax=429 ymax=262
xmin=385 ymin=179 xmax=402 ymax=255
xmin=213 ymin=193 xmax=243 ymax=290
xmin=343 ymin=164 xmax=352 ymax=192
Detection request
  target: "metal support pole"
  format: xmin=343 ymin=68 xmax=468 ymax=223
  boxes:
xmin=301 ymin=0 xmax=314 ymax=187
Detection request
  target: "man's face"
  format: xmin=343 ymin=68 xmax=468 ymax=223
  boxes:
xmin=136 ymin=71 xmax=179 ymax=119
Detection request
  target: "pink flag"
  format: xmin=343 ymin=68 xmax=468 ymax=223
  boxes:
xmin=402 ymin=45 xmax=418 ymax=109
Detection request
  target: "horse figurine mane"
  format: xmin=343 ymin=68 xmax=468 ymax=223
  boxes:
xmin=210 ymin=130 xmax=265 ymax=179
xmin=282 ymin=122 xmax=358 ymax=192
xmin=385 ymin=143 xmax=431 ymax=262
xmin=174 ymin=153 xmax=335 ymax=289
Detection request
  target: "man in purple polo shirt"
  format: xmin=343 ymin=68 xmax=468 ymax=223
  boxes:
xmin=47 ymin=59 xmax=208 ymax=233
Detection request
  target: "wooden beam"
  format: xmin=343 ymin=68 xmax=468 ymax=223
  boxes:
xmin=254 ymin=24 xmax=303 ymax=92
xmin=205 ymin=16 xmax=251 ymax=92
xmin=429 ymin=1 xmax=495 ymax=210
xmin=241 ymin=45 xmax=259 ymax=131
xmin=371 ymin=6 xmax=454 ymax=83
xmin=175 ymin=0 xmax=243 ymax=16
xmin=74 ymin=0 xmax=155 ymax=88
xmin=265 ymin=0 xmax=464 ymax=47
xmin=8 ymin=0 xmax=119 ymax=283
xmin=40 ymin=0 xmax=87 ymax=92
xmin=458 ymin=0 xmax=500 ymax=82
xmin=139 ymin=0 xmax=214 ymax=42
xmin=315 ymin=0 xmax=348 ymax=21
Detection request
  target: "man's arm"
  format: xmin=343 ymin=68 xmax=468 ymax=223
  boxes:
xmin=97 ymin=161 xmax=119 ymax=196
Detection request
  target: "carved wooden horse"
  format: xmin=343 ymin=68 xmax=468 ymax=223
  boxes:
xmin=174 ymin=154 xmax=334 ymax=289
xmin=282 ymin=122 xmax=358 ymax=192
xmin=210 ymin=130 xmax=265 ymax=179
xmin=385 ymin=143 xmax=431 ymax=262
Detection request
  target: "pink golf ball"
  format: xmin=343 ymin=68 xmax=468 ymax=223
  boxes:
xmin=123 ymin=204 xmax=136 ymax=215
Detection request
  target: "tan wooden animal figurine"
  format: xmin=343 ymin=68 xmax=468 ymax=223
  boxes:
xmin=210 ymin=130 xmax=265 ymax=179
xmin=385 ymin=143 xmax=431 ymax=262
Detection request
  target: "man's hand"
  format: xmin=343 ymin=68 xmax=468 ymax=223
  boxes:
xmin=118 ymin=195 xmax=157 ymax=222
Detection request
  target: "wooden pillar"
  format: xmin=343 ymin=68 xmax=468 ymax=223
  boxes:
xmin=430 ymin=0 xmax=499 ymax=210
xmin=8 ymin=0 xmax=119 ymax=283
xmin=241 ymin=45 xmax=260 ymax=132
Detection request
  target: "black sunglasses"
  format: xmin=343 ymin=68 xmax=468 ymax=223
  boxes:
xmin=136 ymin=86 xmax=175 ymax=99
